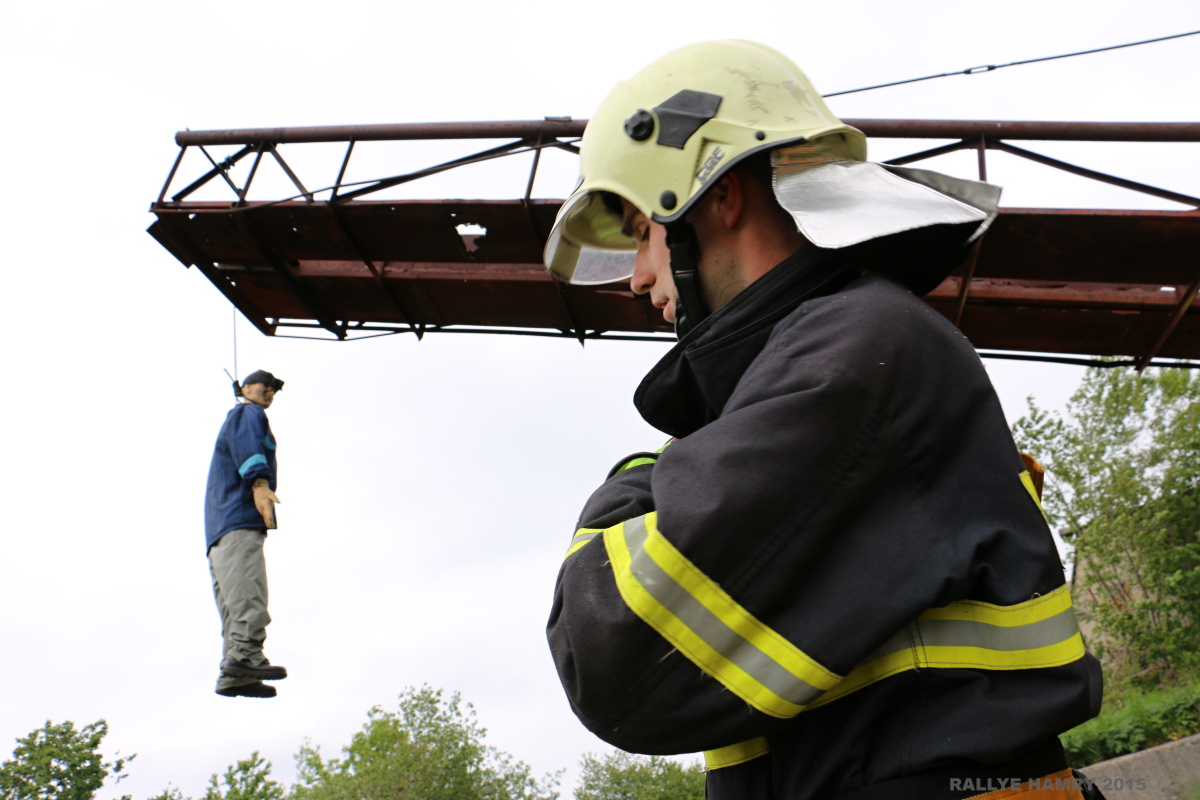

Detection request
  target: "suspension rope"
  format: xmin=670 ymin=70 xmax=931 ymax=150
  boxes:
xmin=221 ymin=308 xmax=242 ymax=403
xmin=232 ymin=305 xmax=238 ymax=383
xmin=823 ymin=29 xmax=1200 ymax=97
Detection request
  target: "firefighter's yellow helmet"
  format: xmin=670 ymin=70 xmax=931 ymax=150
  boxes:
xmin=544 ymin=40 xmax=865 ymax=285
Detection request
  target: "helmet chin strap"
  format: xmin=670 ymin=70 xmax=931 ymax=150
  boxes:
xmin=665 ymin=221 xmax=710 ymax=338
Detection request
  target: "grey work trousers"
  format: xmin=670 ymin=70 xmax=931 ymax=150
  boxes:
xmin=208 ymin=528 xmax=271 ymax=689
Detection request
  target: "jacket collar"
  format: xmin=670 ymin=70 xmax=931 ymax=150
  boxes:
xmin=634 ymin=245 xmax=860 ymax=437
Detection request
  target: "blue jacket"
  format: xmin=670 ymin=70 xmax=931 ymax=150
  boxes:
xmin=204 ymin=403 xmax=278 ymax=552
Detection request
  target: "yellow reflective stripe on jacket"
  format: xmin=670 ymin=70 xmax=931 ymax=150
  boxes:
xmin=604 ymin=512 xmax=841 ymax=719
xmin=614 ymin=437 xmax=675 ymax=473
xmin=614 ymin=456 xmax=656 ymax=474
xmin=920 ymin=582 xmax=1075 ymax=626
xmin=1019 ymin=469 xmax=1050 ymax=524
xmin=703 ymin=737 xmax=770 ymax=771
xmin=600 ymin=510 xmax=1086 ymax=727
xmin=564 ymin=528 xmax=602 ymax=560
xmin=809 ymin=585 xmax=1085 ymax=710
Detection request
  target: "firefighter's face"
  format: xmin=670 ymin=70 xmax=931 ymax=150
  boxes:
xmin=621 ymin=200 xmax=678 ymax=325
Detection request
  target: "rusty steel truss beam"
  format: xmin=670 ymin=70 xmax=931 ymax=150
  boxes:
xmin=148 ymin=118 xmax=1200 ymax=366
xmin=174 ymin=119 xmax=1200 ymax=146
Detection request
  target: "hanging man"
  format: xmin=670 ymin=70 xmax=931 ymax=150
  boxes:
xmin=205 ymin=369 xmax=287 ymax=699
xmin=544 ymin=41 xmax=1105 ymax=800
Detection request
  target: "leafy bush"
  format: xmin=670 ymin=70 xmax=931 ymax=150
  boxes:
xmin=292 ymin=685 xmax=560 ymax=800
xmin=1014 ymin=366 xmax=1200 ymax=689
xmin=575 ymin=751 xmax=705 ymax=800
xmin=0 ymin=719 xmax=133 ymax=800
xmin=1063 ymin=682 xmax=1200 ymax=765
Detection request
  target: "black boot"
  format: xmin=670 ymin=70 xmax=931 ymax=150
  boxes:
xmin=221 ymin=657 xmax=287 ymax=680
xmin=215 ymin=681 xmax=277 ymax=698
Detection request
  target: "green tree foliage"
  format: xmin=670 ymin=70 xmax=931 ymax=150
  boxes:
xmin=202 ymin=753 xmax=284 ymax=800
xmin=1013 ymin=365 xmax=1200 ymax=688
xmin=0 ymin=720 xmax=133 ymax=800
xmin=145 ymin=788 xmax=188 ymax=800
xmin=1060 ymin=680 xmax=1200 ymax=765
xmin=291 ymin=685 xmax=559 ymax=800
xmin=573 ymin=751 xmax=705 ymax=800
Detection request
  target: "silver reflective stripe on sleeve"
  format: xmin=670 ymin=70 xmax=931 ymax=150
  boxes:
xmin=622 ymin=517 xmax=828 ymax=709
xmin=602 ymin=511 xmax=1087 ymax=720
xmin=564 ymin=528 xmax=602 ymax=560
xmin=605 ymin=512 xmax=839 ymax=718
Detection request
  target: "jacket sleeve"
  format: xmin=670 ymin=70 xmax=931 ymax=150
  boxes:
xmin=226 ymin=406 xmax=274 ymax=486
xmin=579 ymin=452 xmax=663 ymax=527
xmin=559 ymin=451 xmax=660 ymax=567
xmin=546 ymin=291 xmax=1058 ymax=754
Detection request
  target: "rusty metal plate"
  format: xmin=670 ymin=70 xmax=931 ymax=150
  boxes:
xmin=148 ymin=200 xmax=1199 ymax=359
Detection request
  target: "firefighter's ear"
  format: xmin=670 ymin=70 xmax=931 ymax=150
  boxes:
xmin=694 ymin=170 xmax=748 ymax=233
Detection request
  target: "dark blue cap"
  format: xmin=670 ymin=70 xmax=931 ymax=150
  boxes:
xmin=243 ymin=370 xmax=284 ymax=391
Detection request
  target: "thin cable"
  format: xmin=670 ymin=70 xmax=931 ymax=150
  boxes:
xmin=824 ymin=29 xmax=1200 ymax=97
xmin=232 ymin=306 xmax=238 ymax=382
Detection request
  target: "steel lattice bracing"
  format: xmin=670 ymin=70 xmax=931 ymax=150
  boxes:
xmin=147 ymin=118 xmax=1200 ymax=366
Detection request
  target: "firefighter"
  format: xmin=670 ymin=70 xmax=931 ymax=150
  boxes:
xmin=544 ymin=40 xmax=1104 ymax=800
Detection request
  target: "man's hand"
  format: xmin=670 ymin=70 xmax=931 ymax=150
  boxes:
xmin=252 ymin=478 xmax=281 ymax=529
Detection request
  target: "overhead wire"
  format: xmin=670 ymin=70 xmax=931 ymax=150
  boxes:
xmin=182 ymin=29 xmax=1199 ymax=212
xmin=823 ymin=29 xmax=1200 ymax=97
xmin=182 ymin=30 xmax=1198 ymax=211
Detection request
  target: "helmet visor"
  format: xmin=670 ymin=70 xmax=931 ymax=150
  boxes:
xmin=544 ymin=190 xmax=638 ymax=285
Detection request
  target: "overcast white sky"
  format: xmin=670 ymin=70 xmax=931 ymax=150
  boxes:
xmin=1 ymin=1 xmax=1197 ymax=797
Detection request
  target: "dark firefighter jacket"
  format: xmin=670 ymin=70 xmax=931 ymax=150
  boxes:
xmin=204 ymin=402 xmax=278 ymax=552
xmin=546 ymin=246 xmax=1102 ymax=800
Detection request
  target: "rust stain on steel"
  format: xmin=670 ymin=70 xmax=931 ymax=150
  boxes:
xmin=928 ymin=278 xmax=1190 ymax=309
xmin=1136 ymin=268 xmax=1200 ymax=371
